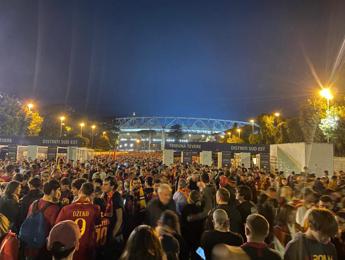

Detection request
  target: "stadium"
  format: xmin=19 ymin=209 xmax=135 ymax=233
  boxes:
xmin=113 ymin=116 xmax=256 ymax=151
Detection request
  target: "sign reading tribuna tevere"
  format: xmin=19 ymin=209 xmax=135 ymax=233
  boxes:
xmin=0 ymin=137 xmax=81 ymax=147
xmin=165 ymin=142 xmax=269 ymax=154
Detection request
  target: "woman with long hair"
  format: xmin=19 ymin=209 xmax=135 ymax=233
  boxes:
xmin=120 ymin=225 xmax=166 ymax=260
xmin=0 ymin=181 xmax=21 ymax=232
xmin=157 ymin=210 xmax=189 ymax=260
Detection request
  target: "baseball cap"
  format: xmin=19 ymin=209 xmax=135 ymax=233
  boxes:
xmin=47 ymin=220 xmax=80 ymax=252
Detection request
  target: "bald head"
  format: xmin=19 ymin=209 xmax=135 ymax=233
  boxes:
xmin=213 ymin=209 xmax=229 ymax=230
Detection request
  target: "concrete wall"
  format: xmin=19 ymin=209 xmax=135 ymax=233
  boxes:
xmin=334 ymin=157 xmax=345 ymax=172
xmin=270 ymin=143 xmax=333 ymax=176
xmin=306 ymin=143 xmax=333 ymax=175
xmin=270 ymin=143 xmax=305 ymax=173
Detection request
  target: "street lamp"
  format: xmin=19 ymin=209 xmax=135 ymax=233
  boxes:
xmin=274 ymin=112 xmax=280 ymax=118
xmin=79 ymin=122 xmax=85 ymax=137
xmin=59 ymin=116 xmax=65 ymax=137
xmin=319 ymin=88 xmax=333 ymax=110
xmin=237 ymin=128 xmax=242 ymax=139
xmin=320 ymin=88 xmax=334 ymax=143
xmin=91 ymin=125 xmax=96 ymax=148
xmin=27 ymin=103 xmax=34 ymax=112
xmin=249 ymin=119 xmax=255 ymax=134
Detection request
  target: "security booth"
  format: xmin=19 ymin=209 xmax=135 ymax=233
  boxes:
xmin=67 ymin=147 xmax=94 ymax=162
xmin=164 ymin=150 xmax=199 ymax=165
xmin=164 ymin=142 xmax=270 ymax=170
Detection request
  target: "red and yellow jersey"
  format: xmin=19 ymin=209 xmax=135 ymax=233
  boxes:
xmin=56 ymin=199 xmax=101 ymax=260
xmin=95 ymin=216 xmax=110 ymax=247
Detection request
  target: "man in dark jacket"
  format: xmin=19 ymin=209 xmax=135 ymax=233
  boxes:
xmin=19 ymin=177 xmax=43 ymax=225
xmin=236 ymin=185 xmax=257 ymax=239
xmin=206 ymin=188 xmax=242 ymax=234
xmin=185 ymin=173 xmax=217 ymax=223
xmin=241 ymin=213 xmax=281 ymax=260
xmin=146 ymin=183 xmax=176 ymax=227
xmin=201 ymin=209 xmax=243 ymax=260
xmin=200 ymin=173 xmax=216 ymax=215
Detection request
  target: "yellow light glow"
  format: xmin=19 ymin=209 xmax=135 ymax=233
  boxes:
xmin=274 ymin=112 xmax=280 ymax=117
xmin=236 ymin=128 xmax=241 ymax=133
xmin=27 ymin=103 xmax=34 ymax=110
xmin=80 ymin=122 xmax=85 ymax=127
xmin=319 ymin=88 xmax=333 ymax=100
xmin=59 ymin=116 xmax=65 ymax=122
xmin=249 ymin=119 xmax=255 ymax=123
xmin=91 ymin=125 xmax=96 ymax=129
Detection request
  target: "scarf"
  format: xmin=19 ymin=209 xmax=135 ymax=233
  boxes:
xmin=131 ymin=187 xmax=146 ymax=210
xmin=130 ymin=180 xmax=146 ymax=209
xmin=104 ymin=191 xmax=114 ymax=218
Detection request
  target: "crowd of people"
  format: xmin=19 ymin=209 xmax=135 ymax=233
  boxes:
xmin=0 ymin=153 xmax=344 ymax=260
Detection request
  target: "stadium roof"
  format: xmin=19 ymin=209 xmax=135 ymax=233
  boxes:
xmin=113 ymin=116 xmax=257 ymax=134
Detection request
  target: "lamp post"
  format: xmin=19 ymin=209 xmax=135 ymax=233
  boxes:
xmin=80 ymin=122 xmax=85 ymax=137
xmin=91 ymin=125 xmax=96 ymax=148
xmin=274 ymin=112 xmax=281 ymax=129
xmin=27 ymin=103 xmax=34 ymax=112
xmin=136 ymin=139 xmax=141 ymax=151
xmin=249 ymin=119 xmax=255 ymax=134
xmin=59 ymin=116 xmax=65 ymax=137
xmin=319 ymin=88 xmax=334 ymax=143
xmin=237 ymin=128 xmax=242 ymax=139
xmin=319 ymin=88 xmax=333 ymax=111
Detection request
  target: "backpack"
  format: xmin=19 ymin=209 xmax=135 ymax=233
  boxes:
xmin=19 ymin=200 xmax=53 ymax=248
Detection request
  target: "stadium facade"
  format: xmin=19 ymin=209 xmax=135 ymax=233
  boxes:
xmin=112 ymin=116 xmax=256 ymax=151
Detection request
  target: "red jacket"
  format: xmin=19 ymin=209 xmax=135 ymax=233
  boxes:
xmin=0 ymin=231 xmax=19 ymax=260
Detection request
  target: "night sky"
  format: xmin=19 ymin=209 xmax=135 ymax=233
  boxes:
xmin=0 ymin=0 xmax=345 ymax=120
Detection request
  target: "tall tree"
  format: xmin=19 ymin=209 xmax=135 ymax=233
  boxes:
xmin=0 ymin=93 xmax=28 ymax=136
xmin=299 ymin=98 xmax=325 ymax=143
xmin=285 ymin=117 xmax=304 ymax=143
xmin=23 ymin=106 xmax=43 ymax=136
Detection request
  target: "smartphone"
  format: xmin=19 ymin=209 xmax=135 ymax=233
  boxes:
xmin=196 ymin=247 xmax=206 ymax=260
